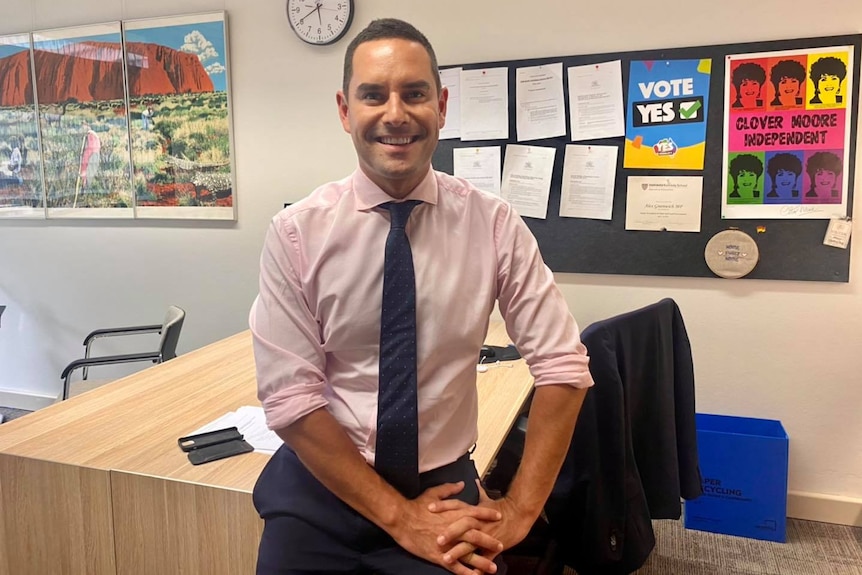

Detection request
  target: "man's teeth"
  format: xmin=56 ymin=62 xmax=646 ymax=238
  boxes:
xmin=380 ymin=137 xmax=413 ymax=145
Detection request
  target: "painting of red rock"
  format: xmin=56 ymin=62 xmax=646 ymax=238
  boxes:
xmin=32 ymin=23 xmax=133 ymax=217
xmin=0 ymin=12 xmax=232 ymax=220
xmin=0 ymin=33 xmax=43 ymax=217
xmin=124 ymin=12 xmax=234 ymax=220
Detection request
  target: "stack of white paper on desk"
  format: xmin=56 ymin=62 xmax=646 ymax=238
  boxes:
xmin=189 ymin=405 xmax=282 ymax=454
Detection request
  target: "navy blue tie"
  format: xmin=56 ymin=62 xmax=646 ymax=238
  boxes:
xmin=376 ymin=200 xmax=421 ymax=498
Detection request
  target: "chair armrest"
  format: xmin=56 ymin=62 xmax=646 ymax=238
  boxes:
xmin=61 ymin=351 xmax=162 ymax=400
xmin=83 ymin=324 xmax=163 ymax=346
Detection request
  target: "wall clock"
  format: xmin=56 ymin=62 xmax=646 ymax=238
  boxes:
xmin=286 ymin=0 xmax=354 ymax=46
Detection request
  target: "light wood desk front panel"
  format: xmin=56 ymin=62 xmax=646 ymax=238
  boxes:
xmin=0 ymin=455 xmax=116 ymax=575
xmin=110 ymin=471 xmax=262 ymax=575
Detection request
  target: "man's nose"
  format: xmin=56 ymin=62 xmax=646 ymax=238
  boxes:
xmin=382 ymin=94 xmax=408 ymax=125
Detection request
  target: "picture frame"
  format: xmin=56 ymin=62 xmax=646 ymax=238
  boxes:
xmin=123 ymin=11 xmax=235 ymax=220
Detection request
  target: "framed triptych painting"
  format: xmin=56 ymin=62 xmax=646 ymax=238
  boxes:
xmin=0 ymin=11 xmax=234 ymax=220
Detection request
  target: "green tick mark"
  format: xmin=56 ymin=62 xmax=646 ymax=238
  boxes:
xmin=679 ymin=100 xmax=702 ymax=119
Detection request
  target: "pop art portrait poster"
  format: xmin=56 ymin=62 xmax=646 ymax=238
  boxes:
xmin=624 ymin=59 xmax=712 ymax=170
xmin=722 ymin=46 xmax=854 ymax=219
xmin=124 ymin=12 xmax=235 ymax=220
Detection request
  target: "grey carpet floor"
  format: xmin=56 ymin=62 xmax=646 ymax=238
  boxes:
xmin=551 ymin=517 xmax=862 ymax=574
xmin=0 ymin=406 xmax=32 ymax=422
xmin=0 ymin=378 xmax=111 ymax=423
xmin=632 ymin=517 xmax=862 ymax=574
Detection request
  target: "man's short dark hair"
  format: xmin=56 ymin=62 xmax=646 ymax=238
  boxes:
xmin=729 ymin=154 xmax=764 ymax=178
xmin=342 ymin=18 xmax=441 ymax=96
xmin=770 ymin=60 xmax=806 ymax=88
xmin=806 ymin=151 xmax=842 ymax=177
xmin=810 ymin=56 xmax=847 ymax=85
xmin=732 ymin=62 xmax=766 ymax=89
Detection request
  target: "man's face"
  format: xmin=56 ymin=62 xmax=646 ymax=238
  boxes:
xmin=818 ymin=74 xmax=841 ymax=97
xmin=775 ymin=169 xmax=797 ymax=193
xmin=778 ymin=77 xmax=800 ymax=97
xmin=337 ymin=38 xmax=447 ymax=198
xmin=740 ymin=79 xmax=761 ymax=99
xmin=736 ymin=169 xmax=758 ymax=194
xmin=814 ymin=168 xmax=837 ymax=192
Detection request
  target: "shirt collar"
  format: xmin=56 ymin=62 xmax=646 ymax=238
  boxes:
xmin=352 ymin=167 xmax=438 ymax=211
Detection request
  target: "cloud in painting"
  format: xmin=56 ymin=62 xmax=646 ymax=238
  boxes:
xmin=206 ymin=62 xmax=226 ymax=75
xmin=180 ymin=30 xmax=219 ymax=64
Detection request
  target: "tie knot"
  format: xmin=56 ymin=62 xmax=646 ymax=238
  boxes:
xmin=384 ymin=200 xmax=421 ymax=229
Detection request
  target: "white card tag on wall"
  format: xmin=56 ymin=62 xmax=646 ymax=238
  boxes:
xmin=823 ymin=218 xmax=852 ymax=249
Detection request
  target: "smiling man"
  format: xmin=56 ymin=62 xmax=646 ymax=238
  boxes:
xmin=249 ymin=18 xmax=592 ymax=575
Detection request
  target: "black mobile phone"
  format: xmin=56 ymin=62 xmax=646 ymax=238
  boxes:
xmin=479 ymin=346 xmax=497 ymax=362
xmin=187 ymin=439 xmax=254 ymax=465
xmin=177 ymin=427 xmax=243 ymax=452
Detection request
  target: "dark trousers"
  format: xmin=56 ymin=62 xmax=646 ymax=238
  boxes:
xmin=254 ymin=446 xmax=506 ymax=574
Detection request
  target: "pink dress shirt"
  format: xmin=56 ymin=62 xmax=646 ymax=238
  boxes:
xmin=250 ymin=167 xmax=593 ymax=473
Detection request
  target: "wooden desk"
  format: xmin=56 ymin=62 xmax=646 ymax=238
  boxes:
xmin=0 ymin=321 xmax=532 ymax=575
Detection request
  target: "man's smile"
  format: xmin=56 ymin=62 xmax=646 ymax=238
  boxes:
xmin=376 ymin=135 xmax=421 ymax=145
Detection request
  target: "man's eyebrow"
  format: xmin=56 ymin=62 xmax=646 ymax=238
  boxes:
xmin=355 ymin=81 xmax=432 ymax=93
xmin=355 ymin=83 xmax=385 ymax=94
xmin=403 ymin=81 xmax=432 ymax=90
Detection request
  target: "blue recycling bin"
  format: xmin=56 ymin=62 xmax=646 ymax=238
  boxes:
xmin=684 ymin=413 xmax=789 ymax=542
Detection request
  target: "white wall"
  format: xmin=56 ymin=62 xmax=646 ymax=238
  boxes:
xmin=0 ymin=0 xmax=859 ymax=501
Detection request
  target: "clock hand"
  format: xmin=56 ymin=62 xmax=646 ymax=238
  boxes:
xmin=317 ymin=4 xmax=322 ymax=25
xmin=298 ymin=4 xmax=321 ymax=23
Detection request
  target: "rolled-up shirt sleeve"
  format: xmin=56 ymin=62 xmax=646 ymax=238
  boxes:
xmin=250 ymin=215 xmax=329 ymax=432
xmin=494 ymin=203 xmax=593 ymax=389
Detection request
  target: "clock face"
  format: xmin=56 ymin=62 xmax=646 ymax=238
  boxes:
xmin=286 ymin=0 xmax=354 ymax=46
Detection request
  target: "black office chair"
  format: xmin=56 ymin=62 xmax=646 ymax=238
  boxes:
xmin=60 ymin=305 xmax=185 ymax=400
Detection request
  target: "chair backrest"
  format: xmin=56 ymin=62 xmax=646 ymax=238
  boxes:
xmin=158 ymin=305 xmax=185 ymax=361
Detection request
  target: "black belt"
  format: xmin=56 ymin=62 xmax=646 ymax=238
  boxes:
xmin=412 ymin=452 xmax=479 ymax=503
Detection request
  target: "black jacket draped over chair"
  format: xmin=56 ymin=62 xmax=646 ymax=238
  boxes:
xmin=544 ymin=298 xmax=703 ymax=574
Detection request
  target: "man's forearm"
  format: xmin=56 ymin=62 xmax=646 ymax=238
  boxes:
xmin=275 ymin=407 xmax=406 ymax=529
xmin=505 ymin=384 xmax=587 ymax=520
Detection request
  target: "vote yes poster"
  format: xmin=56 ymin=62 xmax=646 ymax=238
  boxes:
xmin=624 ymin=59 xmax=712 ymax=170
xmin=722 ymin=46 xmax=854 ymax=219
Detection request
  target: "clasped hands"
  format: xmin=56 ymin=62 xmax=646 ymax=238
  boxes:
xmin=392 ymin=480 xmax=533 ymax=575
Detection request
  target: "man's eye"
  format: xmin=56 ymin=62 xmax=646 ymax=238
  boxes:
xmin=360 ymin=93 xmax=383 ymax=101
xmin=406 ymin=91 xmax=426 ymax=100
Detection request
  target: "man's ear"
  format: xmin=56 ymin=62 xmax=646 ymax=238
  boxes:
xmin=437 ymin=85 xmax=449 ymax=129
xmin=336 ymin=90 xmax=351 ymax=133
